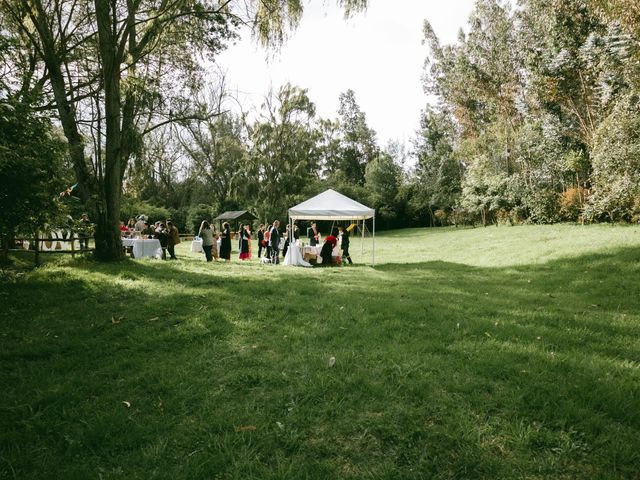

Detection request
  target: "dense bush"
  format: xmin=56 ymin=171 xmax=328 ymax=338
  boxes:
xmin=120 ymin=198 xmax=171 ymax=225
xmin=587 ymin=96 xmax=640 ymax=222
xmin=186 ymin=204 xmax=215 ymax=234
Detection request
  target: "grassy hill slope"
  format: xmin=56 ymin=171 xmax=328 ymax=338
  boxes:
xmin=1 ymin=225 xmax=639 ymax=479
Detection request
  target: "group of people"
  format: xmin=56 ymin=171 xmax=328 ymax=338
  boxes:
xmin=118 ymin=215 xmax=354 ymax=266
xmin=198 ymin=219 xmax=354 ymax=266
xmin=119 ymin=215 xmax=181 ymax=260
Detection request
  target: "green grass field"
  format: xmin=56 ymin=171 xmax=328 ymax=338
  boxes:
xmin=1 ymin=224 xmax=640 ymax=479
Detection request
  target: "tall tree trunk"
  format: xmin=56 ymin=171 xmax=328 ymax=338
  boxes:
xmin=94 ymin=0 xmax=123 ymax=260
xmin=28 ymin=0 xmax=93 ymax=203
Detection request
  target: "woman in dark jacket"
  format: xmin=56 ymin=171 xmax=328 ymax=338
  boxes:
xmin=219 ymin=222 xmax=232 ymax=261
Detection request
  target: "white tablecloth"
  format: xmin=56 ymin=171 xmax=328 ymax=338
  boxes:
xmin=129 ymin=238 xmax=162 ymax=259
xmin=284 ymin=244 xmax=312 ymax=267
xmin=121 ymin=238 xmax=135 ymax=248
xmin=191 ymin=238 xmax=203 ymax=253
xmin=301 ymin=245 xmax=322 ymax=257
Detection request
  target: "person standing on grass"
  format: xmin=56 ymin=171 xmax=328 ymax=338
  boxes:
xmin=257 ymin=224 xmax=265 ymax=258
xmin=211 ymin=224 xmax=220 ymax=261
xmin=154 ymin=223 xmax=169 ymax=260
xmin=269 ymin=220 xmax=281 ymax=264
xmin=282 ymin=223 xmax=291 ymax=259
xmin=239 ymin=224 xmax=252 ymax=260
xmin=338 ymin=226 xmax=353 ymax=265
xmin=264 ymin=223 xmax=272 ymax=259
xmin=167 ymin=221 xmax=180 ymax=260
xmin=198 ymin=221 xmax=215 ymax=262
xmin=219 ymin=222 xmax=231 ymax=261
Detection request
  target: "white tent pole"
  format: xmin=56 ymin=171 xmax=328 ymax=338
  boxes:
xmin=372 ymin=212 xmax=376 ymax=267
xmin=361 ymin=219 xmax=365 ymax=254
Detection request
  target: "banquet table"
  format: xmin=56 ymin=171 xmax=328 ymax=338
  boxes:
xmin=284 ymin=243 xmax=312 ymax=267
xmin=122 ymin=238 xmax=162 ymax=259
xmin=301 ymin=245 xmax=322 ymax=262
xmin=191 ymin=238 xmax=203 ymax=253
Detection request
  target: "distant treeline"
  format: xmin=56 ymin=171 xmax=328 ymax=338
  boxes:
xmin=126 ymin=1 xmax=640 ymax=231
xmin=3 ymin=1 xmax=639 ymax=247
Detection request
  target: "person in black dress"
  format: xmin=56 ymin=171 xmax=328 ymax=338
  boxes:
xmin=257 ymin=224 xmax=265 ymax=258
xmin=239 ymin=224 xmax=251 ymax=260
xmin=219 ymin=222 xmax=232 ymax=261
xmin=282 ymin=224 xmax=292 ymax=259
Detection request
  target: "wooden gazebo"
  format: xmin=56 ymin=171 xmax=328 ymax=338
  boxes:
xmin=213 ymin=210 xmax=256 ymax=232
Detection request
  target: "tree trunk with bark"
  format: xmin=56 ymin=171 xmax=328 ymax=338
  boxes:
xmin=94 ymin=0 xmax=123 ymax=260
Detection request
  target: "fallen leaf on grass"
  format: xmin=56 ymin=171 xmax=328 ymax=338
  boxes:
xmin=235 ymin=425 xmax=256 ymax=432
xmin=328 ymin=356 xmax=336 ymax=367
xmin=122 ymin=401 xmax=131 ymax=408
xmin=590 ymin=304 xmax=601 ymax=308
xmin=111 ymin=316 xmax=123 ymax=325
xmin=276 ymin=422 xmax=284 ymax=430
xmin=148 ymin=316 xmax=159 ymax=322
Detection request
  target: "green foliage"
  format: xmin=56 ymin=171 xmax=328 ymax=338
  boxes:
xmin=364 ymin=153 xmax=402 ymax=228
xmin=587 ymin=95 xmax=640 ymax=222
xmin=0 ymin=101 xmax=66 ymax=237
xmin=186 ymin=203 xmax=215 ymax=234
xmin=249 ymin=84 xmax=320 ymax=222
xmin=329 ymin=89 xmax=379 ymax=185
xmin=120 ymin=198 xmax=171 ymax=225
xmin=422 ymin=0 xmax=640 ymax=225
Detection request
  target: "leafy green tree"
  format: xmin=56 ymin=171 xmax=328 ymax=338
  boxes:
xmin=0 ymin=101 xmax=66 ymax=262
xmin=186 ymin=204 xmax=216 ymax=234
xmin=586 ymin=95 xmax=640 ymax=222
xmin=364 ymin=152 xmax=403 ymax=229
xmin=179 ymin=112 xmax=250 ymax=210
xmin=411 ymin=107 xmax=463 ymax=225
xmin=249 ymin=84 xmax=321 ymax=222
xmin=332 ymin=89 xmax=379 ymax=185
xmin=0 ymin=0 xmax=367 ymax=261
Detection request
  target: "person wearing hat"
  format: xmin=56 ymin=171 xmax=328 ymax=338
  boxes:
xmin=338 ymin=225 xmax=353 ymax=265
xmin=134 ymin=215 xmax=145 ymax=232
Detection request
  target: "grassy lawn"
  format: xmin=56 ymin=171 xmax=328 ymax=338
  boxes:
xmin=1 ymin=224 xmax=640 ymax=479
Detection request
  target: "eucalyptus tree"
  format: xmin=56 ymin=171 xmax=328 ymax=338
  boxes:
xmin=179 ymin=111 xmax=250 ymax=211
xmin=249 ymin=83 xmax=321 ymax=222
xmin=332 ymin=89 xmax=379 ymax=185
xmin=411 ymin=107 xmax=463 ymax=224
xmin=0 ymin=0 xmax=367 ymax=260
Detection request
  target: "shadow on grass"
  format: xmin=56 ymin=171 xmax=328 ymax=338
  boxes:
xmin=1 ymin=248 xmax=639 ymax=479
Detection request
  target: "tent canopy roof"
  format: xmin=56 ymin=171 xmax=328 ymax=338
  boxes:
xmin=288 ymin=189 xmax=375 ymax=220
xmin=213 ymin=210 xmax=256 ymax=221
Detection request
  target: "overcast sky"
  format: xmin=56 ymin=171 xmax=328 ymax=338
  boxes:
xmin=214 ymin=1 xmax=476 ymax=147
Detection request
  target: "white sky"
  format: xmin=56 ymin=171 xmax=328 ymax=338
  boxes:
xmin=214 ymin=1 xmax=476 ymax=147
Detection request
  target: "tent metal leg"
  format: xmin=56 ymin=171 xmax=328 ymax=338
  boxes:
xmin=372 ymin=213 xmax=375 ymax=267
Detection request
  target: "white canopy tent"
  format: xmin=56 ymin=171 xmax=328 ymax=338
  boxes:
xmin=287 ymin=189 xmax=376 ymax=265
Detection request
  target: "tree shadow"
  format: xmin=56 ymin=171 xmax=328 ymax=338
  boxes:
xmin=2 ymin=247 xmax=640 ymax=478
